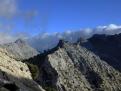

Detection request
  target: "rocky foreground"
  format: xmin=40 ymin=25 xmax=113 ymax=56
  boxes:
xmin=0 ymin=48 xmax=44 ymax=91
xmin=0 ymin=37 xmax=121 ymax=91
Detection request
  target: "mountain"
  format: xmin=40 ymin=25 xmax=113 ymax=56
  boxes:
xmin=84 ymin=33 xmax=121 ymax=72
xmin=0 ymin=47 xmax=44 ymax=91
xmin=26 ymin=40 xmax=121 ymax=91
xmin=0 ymin=39 xmax=39 ymax=60
xmin=0 ymin=33 xmax=121 ymax=91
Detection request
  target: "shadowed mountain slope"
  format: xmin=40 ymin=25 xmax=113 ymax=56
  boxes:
xmin=84 ymin=33 xmax=121 ymax=72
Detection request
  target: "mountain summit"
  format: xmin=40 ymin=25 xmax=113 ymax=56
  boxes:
xmin=0 ymin=39 xmax=39 ymax=60
xmin=15 ymin=39 xmax=27 ymax=45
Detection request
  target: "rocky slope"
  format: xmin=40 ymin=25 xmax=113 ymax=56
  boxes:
xmin=84 ymin=33 xmax=121 ymax=72
xmin=0 ymin=47 xmax=45 ymax=91
xmin=1 ymin=35 xmax=121 ymax=91
xmin=26 ymin=40 xmax=121 ymax=91
xmin=0 ymin=39 xmax=39 ymax=60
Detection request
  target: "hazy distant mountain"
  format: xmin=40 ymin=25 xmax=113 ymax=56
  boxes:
xmin=26 ymin=40 xmax=121 ymax=91
xmin=0 ymin=39 xmax=39 ymax=60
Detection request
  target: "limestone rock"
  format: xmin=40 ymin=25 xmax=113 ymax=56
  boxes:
xmin=27 ymin=40 xmax=121 ymax=91
xmin=0 ymin=48 xmax=45 ymax=91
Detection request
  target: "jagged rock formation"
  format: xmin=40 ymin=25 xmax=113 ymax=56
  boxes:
xmin=26 ymin=40 xmax=121 ymax=91
xmin=0 ymin=48 xmax=45 ymax=91
xmin=0 ymin=39 xmax=39 ymax=60
xmin=84 ymin=33 xmax=121 ymax=72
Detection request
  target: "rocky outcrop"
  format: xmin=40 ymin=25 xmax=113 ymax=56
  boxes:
xmin=0 ymin=48 xmax=44 ymax=91
xmin=0 ymin=39 xmax=39 ymax=60
xmin=26 ymin=40 xmax=121 ymax=91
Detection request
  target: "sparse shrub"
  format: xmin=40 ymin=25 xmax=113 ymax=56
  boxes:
xmin=26 ymin=62 xmax=39 ymax=80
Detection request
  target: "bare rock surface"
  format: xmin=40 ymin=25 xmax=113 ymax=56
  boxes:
xmin=0 ymin=48 xmax=45 ymax=91
xmin=27 ymin=40 xmax=121 ymax=91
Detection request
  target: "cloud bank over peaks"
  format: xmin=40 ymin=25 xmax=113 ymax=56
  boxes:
xmin=0 ymin=31 xmax=30 ymax=44
xmin=27 ymin=24 xmax=121 ymax=51
xmin=95 ymin=24 xmax=121 ymax=35
xmin=0 ymin=24 xmax=120 ymax=51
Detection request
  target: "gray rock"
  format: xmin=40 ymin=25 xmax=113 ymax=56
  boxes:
xmin=0 ymin=39 xmax=39 ymax=60
xmin=27 ymin=40 xmax=121 ymax=91
xmin=0 ymin=48 xmax=45 ymax=91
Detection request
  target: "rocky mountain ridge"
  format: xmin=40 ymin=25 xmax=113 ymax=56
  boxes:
xmin=26 ymin=39 xmax=121 ymax=91
xmin=1 ymin=33 xmax=121 ymax=91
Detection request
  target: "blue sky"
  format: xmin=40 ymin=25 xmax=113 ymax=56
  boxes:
xmin=0 ymin=0 xmax=121 ymax=36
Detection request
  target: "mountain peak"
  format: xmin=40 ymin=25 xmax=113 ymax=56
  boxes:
xmin=1 ymin=38 xmax=39 ymax=60
xmin=15 ymin=39 xmax=26 ymax=44
xmin=57 ymin=39 xmax=69 ymax=48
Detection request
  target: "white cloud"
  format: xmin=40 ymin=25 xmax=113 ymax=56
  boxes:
xmin=0 ymin=0 xmax=38 ymax=19
xmin=0 ymin=24 xmax=121 ymax=51
xmin=0 ymin=0 xmax=38 ymax=44
xmin=97 ymin=24 xmax=121 ymax=30
xmin=0 ymin=0 xmax=17 ymax=18
xmin=0 ymin=31 xmax=29 ymax=44
xmin=27 ymin=24 xmax=121 ymax=51
xmin=95 ymin=24 xmax=121 ymax=35
xmin=0 ymin=32 xmax=15 ymax=44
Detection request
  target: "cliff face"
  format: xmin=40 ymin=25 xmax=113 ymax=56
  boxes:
xmin=0 ymin=39 xmax=39 ymax=60
xmin=27 ymin=40 xmax=121 ymax=91
xmin=0 ymin=48 xmax=44 ymax=91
